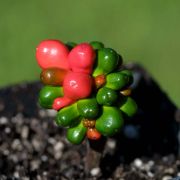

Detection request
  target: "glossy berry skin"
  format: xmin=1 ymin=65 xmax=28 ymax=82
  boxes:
xmin=119 ymin=97 xmax=137 ymax=117
xmin=95 ymin=106 xmax=124 ymax=136
xmin=93 ymin=48 xmax=120 ymax=76
xmin=55 ymin=103 xmax=79 ymax=127
xmin=39 ymin=86 xmax=63 ymax=109
xmin=67 ymin=121 xmax=87 ymax=144
xmin=120 ymin=70 xmax=133 ymax=87
xmin=96 ymin=87 xmax=118 ymax=106
xmin=106 ymin=72 xmax=132 ymax=90
xmin=40 ymin=68 xmax=68 ymax=86
xmin=87 ymin=128 xmax=101 ymax=140
xmin=52 ymin=96 xmax=74 ymax=111
xmin=90 ymin=41 xmax=104 ymax=50
xmin=77 ymin=98 xmax=99 ymax=119
xmin=68 ymin=43 xmax=96 ymax=74
xmin=36 ymin=40 xmax=69 ymax=70
xmin=36 ymin=39 xmax=137 ymax=144
xmin=63 ymin=71 xmax=92 ymax=100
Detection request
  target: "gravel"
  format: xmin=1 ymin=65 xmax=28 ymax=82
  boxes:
xmin=0 ymin=64 xmax=179 ymax=179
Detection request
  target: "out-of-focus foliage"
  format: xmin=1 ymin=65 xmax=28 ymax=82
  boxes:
xmin=0 ymin=0 xmax=180 ymax=106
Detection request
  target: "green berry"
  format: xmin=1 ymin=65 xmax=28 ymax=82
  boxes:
xmin=77 ymin=98 xmax=99 ymax=119
xmin=39 ymin=86 xmax=63 ymax=109
xmin=90 ymin=41 xmax=104 ymax=50
xmin=95 ymin=106 xmax=124 ymax=136
xmin=119 ymin=97 xmax=137 ymax=117
xmin=120 ymin=70 xmax=133 ymax=86
xmin=56 ymin=103 xmax=80 ymax=127
xmin=96 ymin=87 xmax=118 ymax=106
xmin=67 ymin=121 xmax=87 ymax=144
xmin=105 ymin=71 xmax=132 ymax=90
xmin=93 ymin=48 xmax=119 ymax=76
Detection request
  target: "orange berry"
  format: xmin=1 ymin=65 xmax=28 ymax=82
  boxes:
xmin=87 ymin=128 xmax=101 ymax=140
xmin=94 ymin=74 xmax=106 ymax=89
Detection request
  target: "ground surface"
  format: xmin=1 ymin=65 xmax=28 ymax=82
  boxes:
xmin=0 ymin=65 xmax=180 ymax=179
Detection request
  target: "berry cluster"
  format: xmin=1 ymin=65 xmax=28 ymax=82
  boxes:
xmin=36 ymin=40 xmax=137 ymax=144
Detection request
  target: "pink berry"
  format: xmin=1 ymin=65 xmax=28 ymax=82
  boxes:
xmin=68 ymin=43 xmax=96 ymax=74
xmin=36 ymin=40 xmax=69 ymax=70
xmin=52 ymin=97 xmax=74 ymax=110
xmin=63 ymin=71 xmax=92 ymax=100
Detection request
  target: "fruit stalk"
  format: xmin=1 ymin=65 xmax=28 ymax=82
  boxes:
xmin=84 ymin=137 xmax=106 ymax=175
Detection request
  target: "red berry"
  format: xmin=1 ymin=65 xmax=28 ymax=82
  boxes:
xmin=52 ymin=97 xmax=74 ymax=110
xmin=36 ymin=40 xmax=69 ymax=70
xmin=87 ymin=128 xmax=101 ymax=140
xmin=68 ymin=43 xmax=96 ymax=74
xmin=63 ymin=71 xmax=92 ymax=100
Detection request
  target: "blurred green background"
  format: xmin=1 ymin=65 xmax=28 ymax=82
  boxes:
xmin=0 ymin=0 xmax=180 ymax=106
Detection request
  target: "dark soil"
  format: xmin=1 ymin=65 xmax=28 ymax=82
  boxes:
xmin=0 ymin=64 xmax=179 ymax=180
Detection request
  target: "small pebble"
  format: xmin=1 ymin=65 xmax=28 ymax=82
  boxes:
xmin=22 ymin=177 xmax=30 ymax=180
xmin=42 ymin=121 xmax=48 ymax=129
xmin=10 ymin=154 xmax=18 ymax=163
xmin=30 ymin=160 xmax=41 ymax=170
xmin=43 ymin=171 xmax=48 ymax=176
xmin=12 ymin=139 xmax=22 ymax=151
xmin=11 ymin=113 xmax=24 ymax=125
xmin=13 ymin=171 xmax=20 ymax=178
xmin=3 ymin=149 xmax=9 ymax=156
xmin=4 ymin=127 xmax=11 ymax=134
xmin=38 ymin=109 xmax=47 ymax=118
xmin=133 ymin=158 xmax=143 ymax=168
xmin=147 ymin=160 xmax=154 ymax=167
xmin=37 ymin=175 xmax=42 ymax=180
xmin=41 ymin=155 xmax=48 ymax=162
xmin=90 ymin=167 xmax=101 ymax=176
xmin=107 ymin=139 xmax=116 ymax=149
xmin=164 ymin=167 xmax=175 ymax=175
xmin=21 ymin=126 xmax=29 ymax=139
xmin=147 ymin=171 xmax=154 ymax=178
xmin=48 ymin=137 xmax=56 ymax=145
xmin=32 ymin=138 xmax=43 ymax=151
xmin=54 ymin=151 xmax=62 ymax=160
xmin=54 ymin=141 xmax=64 ymax=152
xmin=46 ymin=109 xmax=56 ymax=117
xmin=162 ymin=175 xmax=173 ymax=180
xmin=23 ymin=140 xmax=33 ymax=152
xmin=163 ymin=155 xmax=175 ymax=165
xmin=0 ymin=117 xmax=8 ymax=124
xmin=144 ymin=160 xmax=154 ymax=171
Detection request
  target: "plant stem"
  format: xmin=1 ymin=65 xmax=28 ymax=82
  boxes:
xmin=84 ymin=137 xmax=106 ymax=175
